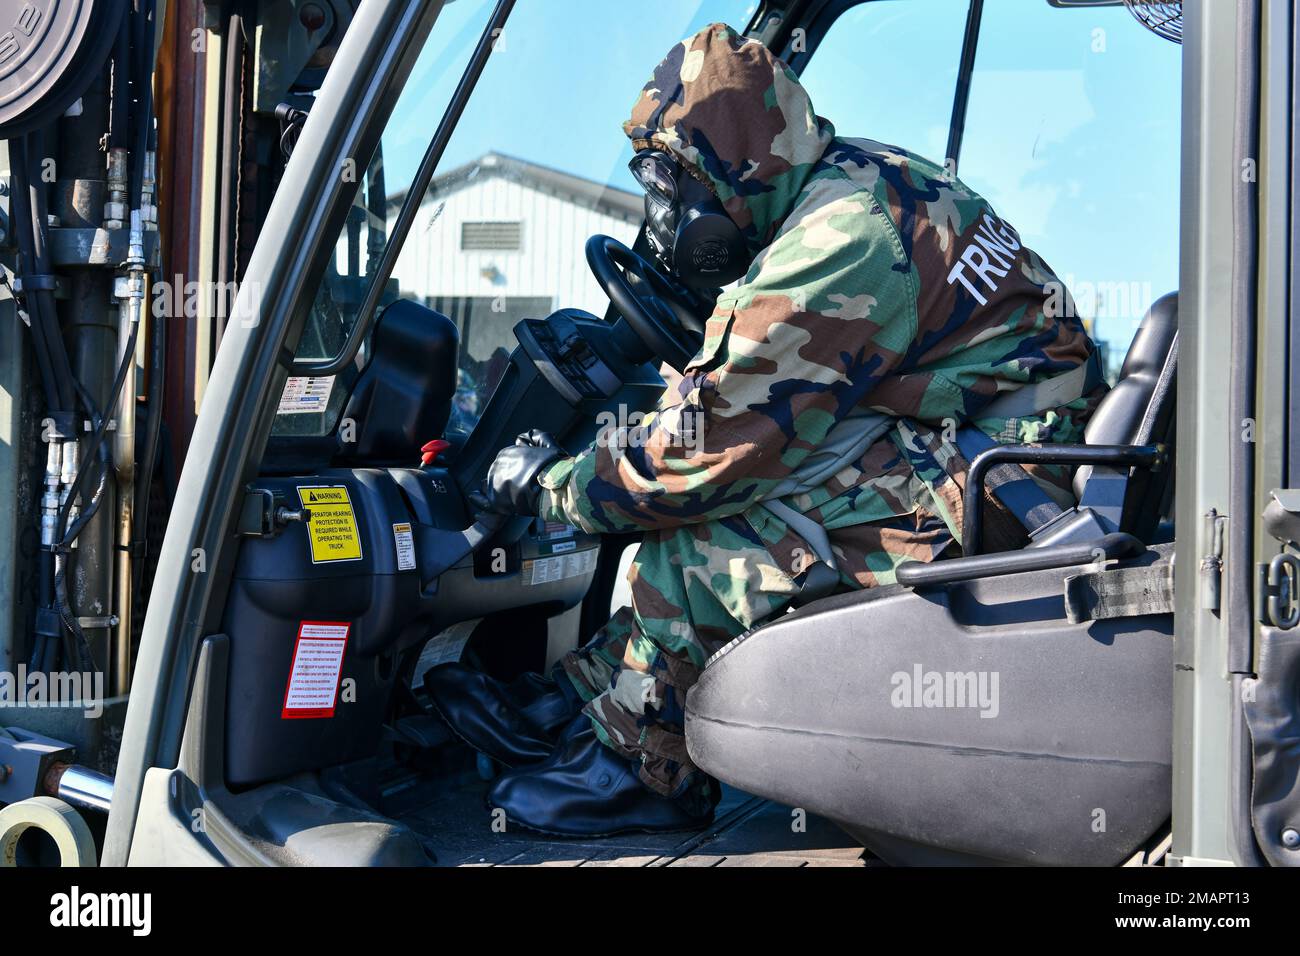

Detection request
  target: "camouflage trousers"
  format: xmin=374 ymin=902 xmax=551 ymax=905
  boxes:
xmin=557 ymin=512 xmax=802 ymax=797
xmin=556 ymin=500 xmax=965 ymax=797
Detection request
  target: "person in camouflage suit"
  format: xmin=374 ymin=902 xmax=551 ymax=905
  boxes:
xmin=430 ymin=22 xmax=1103 ymax=835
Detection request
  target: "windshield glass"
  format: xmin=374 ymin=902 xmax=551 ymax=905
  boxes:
xmin=274 ymin=0 xmax=499 ymax=435
xmin=276 ymin=0 xmax=759 ymax=438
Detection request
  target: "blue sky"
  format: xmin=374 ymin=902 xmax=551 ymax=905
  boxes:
xmin=381 ymin=0 xmax=1181 ymax=356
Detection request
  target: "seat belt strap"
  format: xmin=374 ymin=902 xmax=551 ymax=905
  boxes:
xmin=954 ymin=426 xmax=1065 ymax=535
xmin=757 ymin=353 xmax=1101 ymax=550
xmin=1063 ymin=561 xmax=1175 ymax=623
xmin=763 ymin=499 xmax=839 ymax=572
xmin=763 ymin=499 xmax=842 ymax=607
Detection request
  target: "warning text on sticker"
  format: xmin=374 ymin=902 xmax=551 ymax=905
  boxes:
xmin=283 ymin=622 xmax=349 ymax=718
xmin=299 ymin=486 xmax=363 ymax=563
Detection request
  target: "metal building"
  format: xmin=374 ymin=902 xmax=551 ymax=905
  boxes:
xmin=386 ymin=152 xmax=642 ymax=371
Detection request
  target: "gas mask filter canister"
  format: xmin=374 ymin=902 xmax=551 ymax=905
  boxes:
xmin=629 ymin=150 xmax=750 ymax=289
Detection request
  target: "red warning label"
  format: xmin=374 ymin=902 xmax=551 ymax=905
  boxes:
xmin=281 ymin=621 xmax=350 ymax=719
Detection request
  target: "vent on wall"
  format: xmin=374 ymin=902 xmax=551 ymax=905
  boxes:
xmin=461 ymin=221 xmax=523 ymax=252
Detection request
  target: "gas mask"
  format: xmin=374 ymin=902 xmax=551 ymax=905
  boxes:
xmin=629 ymin=150 xmax=750 ymax=289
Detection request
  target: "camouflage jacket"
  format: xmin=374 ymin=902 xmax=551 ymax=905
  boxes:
xmin=538 ymin=23 xmax=1103 ymax=586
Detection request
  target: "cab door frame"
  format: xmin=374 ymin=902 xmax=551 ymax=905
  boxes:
xmin=103 ymin=0 xmax=449 ymax=866
xmin=1172 ymin=0 xmax=1292 ymax=867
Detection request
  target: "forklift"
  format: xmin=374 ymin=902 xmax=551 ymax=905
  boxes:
xmin=0 ymin=0 xmax=1295 ymax=868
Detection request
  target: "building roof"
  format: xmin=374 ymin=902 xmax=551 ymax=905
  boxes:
xmin=387 ymin=152 xmax=643 ymax=222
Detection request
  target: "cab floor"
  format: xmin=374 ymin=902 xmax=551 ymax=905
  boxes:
xmin=380 ymin=761 xmax=871 ymax=867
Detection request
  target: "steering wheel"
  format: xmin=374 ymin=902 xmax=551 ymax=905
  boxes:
xmin=586 ymin=235 xmax=707 ymax=372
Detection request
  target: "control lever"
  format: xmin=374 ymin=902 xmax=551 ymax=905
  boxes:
xmin=415 ymin=510 xmax=508 ymax=590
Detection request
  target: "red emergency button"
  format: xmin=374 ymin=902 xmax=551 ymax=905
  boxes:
xmin=420 ymin=439 xmax=450 ymax=466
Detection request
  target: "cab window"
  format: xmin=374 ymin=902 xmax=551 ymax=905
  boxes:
xmin=277 ymin=0 xmax=760 ymax=439
xmin=274 ymin=0 xmax=500 ymax=436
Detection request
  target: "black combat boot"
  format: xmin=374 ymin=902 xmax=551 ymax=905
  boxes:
xmin=486 ymin=716 xmax=716 ymax=837
xmin=423 ymin=663 xmax=582 ymax=768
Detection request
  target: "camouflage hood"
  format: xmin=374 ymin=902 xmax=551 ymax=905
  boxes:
xmin=624 ymin=23 xmax=835 ymax=255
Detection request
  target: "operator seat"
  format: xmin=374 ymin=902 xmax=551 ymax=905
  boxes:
xmin=1075 ymin=291 xmax=1178 ymax=541
xmin=684 ymin=293 xmax=1179 ymax=866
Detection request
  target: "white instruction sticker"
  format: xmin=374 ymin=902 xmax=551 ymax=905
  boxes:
xmin=413 ymin=618 xmax=481 ymax=684
xmin=282 ymin=622 xmax=349 ymax=718
xmin=523 ymin=547 xmax=597 ymax=586
xmin=278 ymin=375 xmax=335 ymax=415
xmin=392 ymin=522 xmax=416 ymax=571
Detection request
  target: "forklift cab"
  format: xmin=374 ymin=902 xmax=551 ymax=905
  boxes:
xmin=95 ymin=0 xmax=1298 ymax=868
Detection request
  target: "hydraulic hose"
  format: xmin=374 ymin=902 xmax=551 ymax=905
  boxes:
xmin=9 ymin=134 xmax=73 ymax=672
xmin=54 ymin=453 xmax=108 ymax=673
xmin=5 ymin=138 xmax=59 ymax=412
xmin=132 ymin=293 xmax=166 ymax=596
xmin=56 ymin=313 xmax=142 ymax=544
xmin=109 ymin=15 xmax=131 ymax=151
xmin=24 ymin=129 xmax=77 ymax=414
xmin=132 ymin=223 xmax=165 ymax=609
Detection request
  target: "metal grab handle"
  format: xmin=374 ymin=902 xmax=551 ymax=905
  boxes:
xmin=896 ymin=532 xmax=1143 ymax=589
xmin=962 ymin=442 xmax=1166 ymax=555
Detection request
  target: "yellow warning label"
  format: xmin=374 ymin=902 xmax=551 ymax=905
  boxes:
xmin=298 ymin=486 xmax=363 ymax=563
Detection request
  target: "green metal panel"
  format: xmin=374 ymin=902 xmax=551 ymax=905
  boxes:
xmin=1168 ymin=0 xmax=1292 ymax=867
xmin=1170 ymin=0 xmax=1240 ymax=867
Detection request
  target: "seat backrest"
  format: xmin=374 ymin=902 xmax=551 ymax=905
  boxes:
xmin=1073 ymin=292 xmax=1178 ymax=537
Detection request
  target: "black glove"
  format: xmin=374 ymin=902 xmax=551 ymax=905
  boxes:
xmin=471 ymin=430 xmax=563 ymax=516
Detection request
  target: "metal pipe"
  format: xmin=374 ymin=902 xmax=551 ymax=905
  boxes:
xmin=113 ymin=283 xmax=140 ymax=486
xmin=113 ymin=145 xmax=151 ymax=689
xmin=961 ymin=442 xmax=1167 ymax=556
xmin=109 ymin=265 xmax=145 ymax=691
xmin=66 ymin=274 xmax=117 ymax=674
xmin=46 ymin=763 xmax=114 ymax=813
xmin=113 ymin=500 xmax=134 ymax=695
